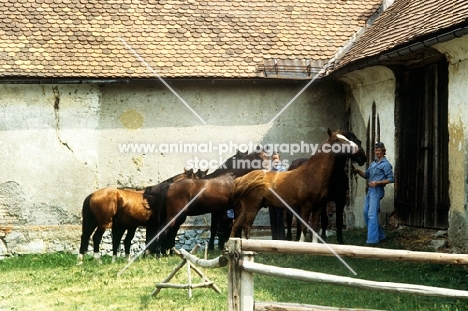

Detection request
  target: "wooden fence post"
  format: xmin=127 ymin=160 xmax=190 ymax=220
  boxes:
xmin=227 ymin=238 xmax=241 ymax=311
xmin=227 ymin=238 xmax=255 ymax=311
xmin=240 ymin=251 xmax=255 ymax=310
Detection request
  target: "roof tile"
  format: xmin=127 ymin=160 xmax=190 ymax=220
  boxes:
xmin=337 ymin=0 xmax=468 ymax=69
xmin=0 ymin=0 xmax=382 ymax=78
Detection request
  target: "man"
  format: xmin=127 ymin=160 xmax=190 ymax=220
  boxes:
xmin=354 ymin=142 xmax=394 ymax=245
xmin=269 ymin=152 xmax=287 ymax=240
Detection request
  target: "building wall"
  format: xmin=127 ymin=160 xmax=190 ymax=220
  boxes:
xmin=338 ymin=66 xmax=397 ymax=229
xmin=0 ymin=79 xmax=348 ymax=255
xmin=338 ymin=33 xmax=468 ymax=252
xmin=434 ymin=35 xmax=468 ymax=252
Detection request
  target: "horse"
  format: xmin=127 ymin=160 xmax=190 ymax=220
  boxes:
xmin=204 ymin=149 xmax=269 ymax=250
xmin=152 ymin=172 xmax=238 ymax=255
xmin=148 ymin=149 xmax=268 ymax=254
xmin=284 ymin=130 xmax=366 ymax=244
xmin=77 ymin=168 xmax=204 ymax=264
xmin=230 ymin=129 xmax=366 ymax=242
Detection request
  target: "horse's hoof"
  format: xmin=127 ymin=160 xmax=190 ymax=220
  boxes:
xmin=76 ymin=261 xmax=83 ymax=266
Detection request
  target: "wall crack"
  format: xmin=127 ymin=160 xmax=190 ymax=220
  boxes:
xmin=52 ymin=86 xmax=75 ymax=155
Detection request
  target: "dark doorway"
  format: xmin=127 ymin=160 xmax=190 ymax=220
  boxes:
xmin=395 ymin=58 xmax=449 ymax=229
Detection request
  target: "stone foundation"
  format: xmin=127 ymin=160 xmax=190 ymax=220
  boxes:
xmin=0 ymin=225 xmax=219 ymax=259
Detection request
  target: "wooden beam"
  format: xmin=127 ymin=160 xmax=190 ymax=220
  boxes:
xmin=178 ymin=248 xmax=228 ymax=268
xmin=242 ymin=260 xmax=468 ymax=299
xmin=240 ymin=239 xmax=468 ymax=265
xmin=255 ymin=301 xmax=384 ymax=311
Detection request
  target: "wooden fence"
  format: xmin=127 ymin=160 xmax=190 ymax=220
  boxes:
xmin=226 ymin=238 xmax=468 ymax=311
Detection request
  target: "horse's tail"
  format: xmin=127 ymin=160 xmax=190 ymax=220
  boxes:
xmin=82 ymin=194 xmax=96 ymax=226
xmin=232 ymin=170 xmax=267 ymax=198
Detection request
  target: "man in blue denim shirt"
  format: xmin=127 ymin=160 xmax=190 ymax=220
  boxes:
xmin=354 ymin=142 xmax=394 ymax=244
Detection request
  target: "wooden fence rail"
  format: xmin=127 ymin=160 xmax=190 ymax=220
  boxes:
xmin=227 ymin=238 xmax=468 ymax=311
xmin=240 ymin=239 xmax=468 ymax=265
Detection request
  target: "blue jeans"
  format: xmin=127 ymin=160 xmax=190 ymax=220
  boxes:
xmin=363 ymin=187 xmax=386 ymax=244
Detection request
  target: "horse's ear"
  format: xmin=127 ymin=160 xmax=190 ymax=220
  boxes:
xmin=327 ymin=128 xmax=332 ymax=137
xmin=203 ymin=169 xmax=209 ymax=174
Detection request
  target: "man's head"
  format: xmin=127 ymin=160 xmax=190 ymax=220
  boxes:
xmin=271 ymin=152 xmax=281 ymax=169
xmin=271 ymin=152 xmax=281 ymax=161
xmin=374 ymin=142 xmax=386 ymax=156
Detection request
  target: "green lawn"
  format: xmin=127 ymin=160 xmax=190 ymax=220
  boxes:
xmin=1 ymin=229 xmax=468 ymax=311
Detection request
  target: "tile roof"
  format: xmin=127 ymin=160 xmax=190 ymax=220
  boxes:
xmin=336 ymin=0 xmax=468 ymax=70
xmin=0 ymin=0 xmax=381 ymax=79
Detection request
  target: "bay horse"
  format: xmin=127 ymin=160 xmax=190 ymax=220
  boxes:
xmin=77 ymin=168 xmax=204 ymax=264
xmin=230 ymin=129 xmax=366 ymax=241
xmin=153 ymin=172 xmax=237 ymax=255
xmin=205 ymin=149 xmax=268 ymax=250
xmin=150 ymin=149 xmax=268 ymax=254
xmin=284 ymin=130 xmax=366 ymax=244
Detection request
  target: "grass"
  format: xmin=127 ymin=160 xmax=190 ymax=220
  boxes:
xmin=1 ymin=229 xmax=468 ymax=311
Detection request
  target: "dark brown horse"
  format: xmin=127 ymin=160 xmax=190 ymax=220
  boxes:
xmin=205 ymin=149 xmax=268 ymax=250
xmin=230 ymin=129 xmax=366 ymax=241
xmin=154 ymin=172 xmax=236 ymax=254
xmin=77 ymin=168 xmax=204 ymax=264
xmin=284 ymin=130 xmax=367 ymax=244
xmin=152 ymin=149 xmax=268 ymax=254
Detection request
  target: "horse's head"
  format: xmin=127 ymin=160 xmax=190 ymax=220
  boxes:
xmin=180 ymin=168 xmax=196 ymax=180
xmin=325 ymin=128 xmax=361 ymax=159
xmin=338 ymin=129 xmax=367 ymax=166
xmin=195 ymin=168 xmax=209 ymax=179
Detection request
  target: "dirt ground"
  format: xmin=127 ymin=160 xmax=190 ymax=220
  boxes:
xmin=388 ymin=226 xmax=449 ymax=252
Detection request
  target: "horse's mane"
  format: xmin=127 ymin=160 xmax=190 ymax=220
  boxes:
xmin=142 ymin=169 xmax=194 ymax=222
xmin=143 ymin=182 xmax=170 ymax=225
xmin=232 ymin=170 xmax=268 ymax=198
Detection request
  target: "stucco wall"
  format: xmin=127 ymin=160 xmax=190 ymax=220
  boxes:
xmin=434 ymin=35 xmax=468 ymax=252
xmin=338 ymin=35 xmax=468 ymax=252
xmin=338 ymin=66 xmax=396 ymax=229
xmin=0 ymin=79 xmax=348 ymax=254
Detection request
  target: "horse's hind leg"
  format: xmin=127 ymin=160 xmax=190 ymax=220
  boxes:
xmin=78 ymin=224 xmax=96 ymax=265
xmin=92 ymin=226 xmax=106 ymax=264
xmin=217 ymin=215 xmax=233 ymax=250
xmin=123 ymin=227 xmax=137 ymax=261
xmin=335 ymin=195 xmax=346 ymax=244
xmin=78 ymin=194 xmax=97 ymax=265
xmin=208 ymin=211 xmax=221 ymax=251
xmin=111 ymin=224 xmax=126 ymax=263
xmin=285 ymin=210 xmax=293 ymax=241
xmin=320 ymin=203 xmax=329 ymax=242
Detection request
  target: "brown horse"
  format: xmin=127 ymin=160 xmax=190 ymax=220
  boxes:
xmin=153 ymin=149 xmax=268 ymax=254
xmin=230 ymin=129 xmax=366 ymax=241
xmin=77 ymin=168 xmax=204 ymax=264
xmin=205 ymin=149 xmax=269 ymax=250
xmin=285 ymin=130 xmax=367 ymax=243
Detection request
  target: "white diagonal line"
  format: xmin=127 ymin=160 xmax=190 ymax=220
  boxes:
xmin=117 ymin=187 xmax=206 ymax=277
xmin=118 ymin=36 xmax=207 ymax=125
xmin=268 ymin=65 xmax=328 ymax=124
xmin=268 ymin=24 xmax=370 ymax=124
xmin=268 ymin=187 xmax=357 ymax=275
